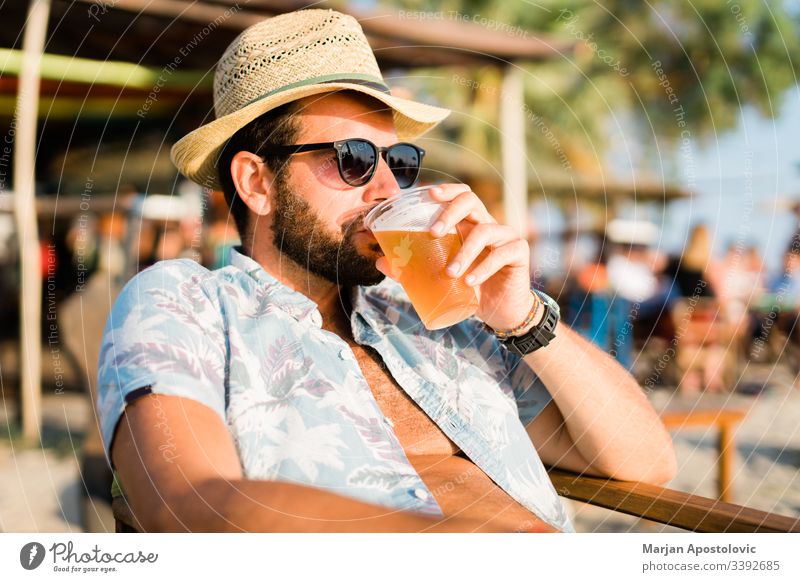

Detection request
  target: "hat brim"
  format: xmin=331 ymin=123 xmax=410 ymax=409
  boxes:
xmin=170 ymin=82 xmax=451 ymax=190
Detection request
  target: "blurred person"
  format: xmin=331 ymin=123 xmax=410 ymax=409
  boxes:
xmin=666 ymin=230 xmax=747 ymax=395
xmin=719 ymin=242 xmax=765 ymax=332
xmin=661 ymin=225 xmax=725 ymax=393
xmin=133 ymin=219 xmax=158 ymax=271
xmin=60 ymin=211 xmax=128 ymax=530
xmin=606 ymin=221 xmax=670 ymax=318
xmin=65 ymin=212 xmax=99 ymax=278
xmin=664 ymin=224 xmax=718 ymax=299
xmin=603 ymin=220 xmax=665 ymax=304
xmin=204 ymin=188 xmax=242 ymax=269
xmin=97 ymin=212 xmax=126 ymax=281
xmin=97 ymin=10 xmax=675 ymax=534
xmin=152 ymin=224 xmax=189 ymax=262
xmin=759 ymin=249 xmax=800 ymax=355
xmin=771 ymin=250 xmax=800 ymax=309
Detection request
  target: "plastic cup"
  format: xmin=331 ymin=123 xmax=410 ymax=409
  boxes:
xmin=364 ymin=186 xmax=479 ymax=329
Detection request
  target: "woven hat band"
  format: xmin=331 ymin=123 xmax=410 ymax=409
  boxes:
xmin=241 ymin=73 xmax=390 ymax=109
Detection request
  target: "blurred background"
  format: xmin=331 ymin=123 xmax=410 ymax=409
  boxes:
xmin=1 ymin=0 xmax=799 ymax=532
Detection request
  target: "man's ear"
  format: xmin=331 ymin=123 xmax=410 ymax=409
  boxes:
xmin=229 ymin=151 xmax=276 ymax=217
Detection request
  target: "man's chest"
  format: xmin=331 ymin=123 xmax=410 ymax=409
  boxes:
xmin=348 ymin=341 xmax=461 ymax=457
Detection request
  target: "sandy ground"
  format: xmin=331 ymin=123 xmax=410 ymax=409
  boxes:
xmin=0 ymin=392 xmax=86 ymax=533
xmin=570 ymin=363 xmax=800 ymax=532
xmin=1 ymin=366 xmax=798 ymax=533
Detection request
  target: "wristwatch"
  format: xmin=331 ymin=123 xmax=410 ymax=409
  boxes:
xmin=500 ymin=290 xmax=560 ymax=356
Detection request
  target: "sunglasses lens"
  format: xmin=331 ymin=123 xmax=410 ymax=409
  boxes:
xmin=386 ymin=144 xmax=421 ymax=188
xmin=339 ymin=140 xmax=376 ymax=186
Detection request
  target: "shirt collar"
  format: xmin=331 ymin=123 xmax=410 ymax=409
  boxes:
xmin=228 ymin=246 xmax=322 ymax=327
xmin=227 ymin=246 xmax=401 ymax=332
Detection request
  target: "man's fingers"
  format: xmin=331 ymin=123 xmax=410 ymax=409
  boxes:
xmin=430 ymin=189 xmax=494 ymax=236
xmin=446 ymin=224 xmax=517 ymax=278
xmin=463 ymin=239 xmax=530 ymax=286
xmin=428 ymin=184 xmax=471 ymax=201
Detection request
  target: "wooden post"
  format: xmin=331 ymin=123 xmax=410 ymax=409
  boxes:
xmin=718 ymin=420 xmax=736 ymax=503
xmin=499 ymin=63 xmax=527 ymax=237
xmin=13 ymin=0 xmax=51 ymax=440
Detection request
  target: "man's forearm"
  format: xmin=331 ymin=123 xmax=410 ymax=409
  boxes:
xmin=522 ymin=323 xmax=677 ymax=483
xmin=158 ymin=478 xmax=507 ymax=532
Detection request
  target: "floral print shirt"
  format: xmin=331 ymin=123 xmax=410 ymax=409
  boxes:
xmin=97 ymin=248 xmax=573 ymax=532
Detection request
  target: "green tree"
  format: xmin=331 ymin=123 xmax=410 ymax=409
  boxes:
xmin=378 ymin=0 xmax=800 ymax=176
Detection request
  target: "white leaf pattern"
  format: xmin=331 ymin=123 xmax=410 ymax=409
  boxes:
xmin=348 ymin=465 xmax=420 ymax=491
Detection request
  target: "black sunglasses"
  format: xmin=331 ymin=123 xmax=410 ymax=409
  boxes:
xmin=259 ymin=138 xmax=425 ymax=189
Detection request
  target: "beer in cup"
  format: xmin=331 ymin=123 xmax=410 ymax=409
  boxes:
xmin=364 ymin=187 xmax=479 ymax=329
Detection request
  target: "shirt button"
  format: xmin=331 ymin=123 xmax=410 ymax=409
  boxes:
xmin=338 ymin=348 xmax=353 ymax=361
xmin=412 ymin=488 xmax=430 ymax=501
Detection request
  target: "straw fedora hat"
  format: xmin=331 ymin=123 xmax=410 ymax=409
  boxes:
xmin=170 ymin=9 xmax=451 ymax=190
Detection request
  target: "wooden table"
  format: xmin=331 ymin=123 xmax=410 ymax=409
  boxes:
xmin=660 ymin=408 xmax=747 ymax=503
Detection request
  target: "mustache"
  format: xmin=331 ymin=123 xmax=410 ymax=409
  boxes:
xmin=341 ymin=210 xmax=373 ymax=235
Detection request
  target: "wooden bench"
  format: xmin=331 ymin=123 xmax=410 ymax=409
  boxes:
xmin=549 ymin=468 xmax=799 ymax=533
xmin=660 ymin=408 xmax=747 ymax=503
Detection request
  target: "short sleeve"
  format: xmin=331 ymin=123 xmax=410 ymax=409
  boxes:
xmin=502 ymin=348 xmax=553 ymax=426
xmin=451 ymin=316 xmax=553 ymax=427
xmin=96 ymin=259 xmax=227 ymax=463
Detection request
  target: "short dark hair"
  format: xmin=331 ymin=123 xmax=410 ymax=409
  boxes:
xmin=217 ymin=102 xmax=300 ymax=238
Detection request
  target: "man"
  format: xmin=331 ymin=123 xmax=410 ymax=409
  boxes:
xmin=98 ymin=9 xmax=676 ymax=533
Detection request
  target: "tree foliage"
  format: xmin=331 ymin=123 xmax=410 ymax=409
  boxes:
xmin=379 ymin=0 xmax=800 ymax=176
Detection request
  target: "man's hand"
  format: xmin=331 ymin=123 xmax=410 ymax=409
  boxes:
xmin=427 ymin=184 xmax=534 ymax=331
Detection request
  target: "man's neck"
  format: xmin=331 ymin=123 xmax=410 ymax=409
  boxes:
xmin=245 ymin=241 xmax=352 ymax=331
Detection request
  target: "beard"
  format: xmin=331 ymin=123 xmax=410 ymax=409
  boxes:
xmin=270 ymin=176 xmax=385 ymax=288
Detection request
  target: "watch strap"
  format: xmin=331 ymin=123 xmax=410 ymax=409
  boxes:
xmin=501 ymin=290 xmax=559 ymax=356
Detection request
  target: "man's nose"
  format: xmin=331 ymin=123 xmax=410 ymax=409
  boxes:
xmin=362 ymin=156 xmax=399 ymax=204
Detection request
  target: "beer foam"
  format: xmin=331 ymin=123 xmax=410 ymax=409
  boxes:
xmin=368 ymin=203 xmax=443 ymax=232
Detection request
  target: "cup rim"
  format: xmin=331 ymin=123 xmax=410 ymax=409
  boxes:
xmin=363 ymin=185 xmax=441 ymax=230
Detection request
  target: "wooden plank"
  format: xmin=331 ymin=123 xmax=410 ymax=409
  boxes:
xmin=661 ymin=409 xmax=747 ymax=428
xmin=73 ymin=0 xmax=260 ymax=30
xmin=549 ymin=468 xmax=800 ymax=533
xmin=0 ymin=193 xmax=126 ymax=215
xmin=0 ymin=48 xmax=212 ymax=90
xmin=70 ymin=0 xmax=569 ymax=69
xmin=14 ymin=0 xmax=50 ymax=441
xmin=500 ymin=64 xmax=527 ymax=236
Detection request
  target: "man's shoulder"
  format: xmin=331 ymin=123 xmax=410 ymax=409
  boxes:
xmin=102 ymin=259 xmax=231 ymax=356
xmin=155 ymin=257 xmax=213 ymax=276
xmin=113 ymin=259 xmax=220 ymax=315
xmin=127 ymin=258 xmax=212 ymax=286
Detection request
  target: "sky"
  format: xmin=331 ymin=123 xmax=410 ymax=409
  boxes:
xmin=611 ymin=85 xmax=800 ymax=273
xmin=529 ymin=85 xmax=800 ymax=278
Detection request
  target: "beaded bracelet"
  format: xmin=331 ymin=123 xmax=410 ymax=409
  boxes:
xmin=492 ymin=290 xmax=540 ymax=340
